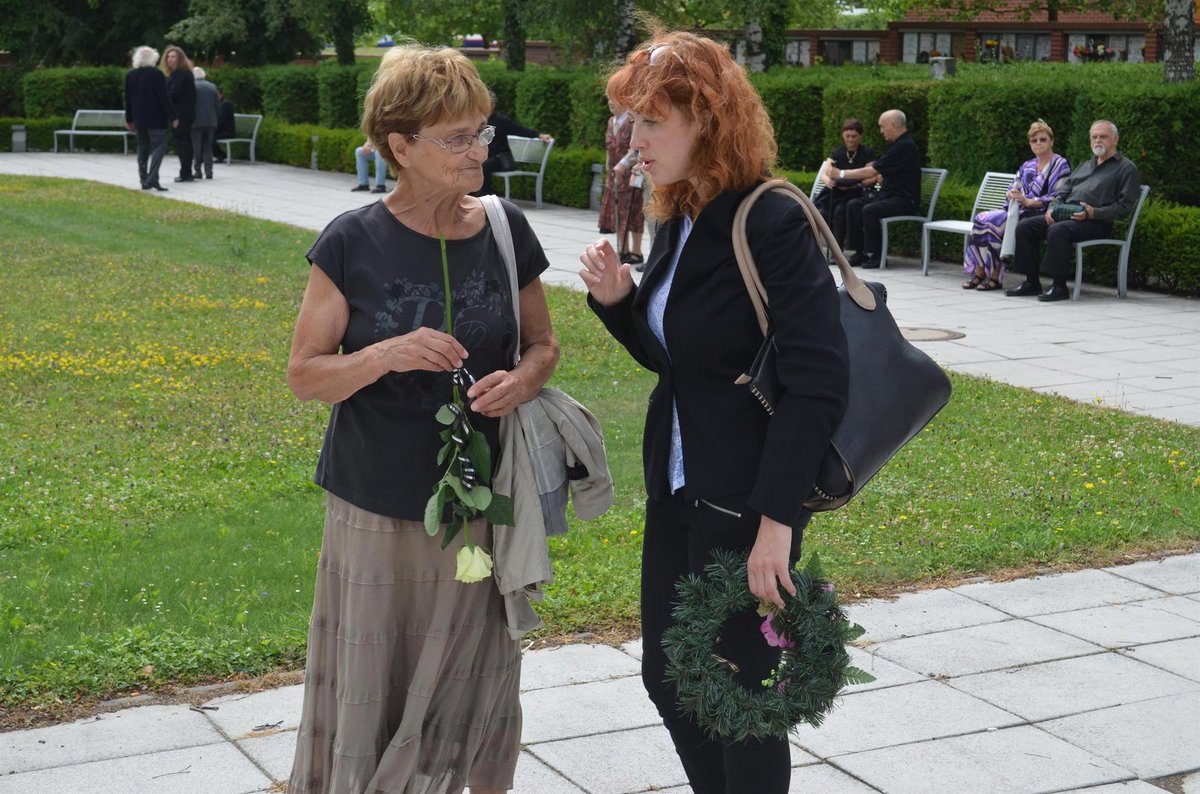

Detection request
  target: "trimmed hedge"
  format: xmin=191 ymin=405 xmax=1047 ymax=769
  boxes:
xmin=205 ymin=67 xmax=263 ymax=115
xmin=567 ymin=73 xmax=609 ymax=151
xmin=0 ymin=68 xmax=27 ymax=117
xmin=475 ymin=61 xmax=521 ymax=116
xmin=514 ymin=69 xmax=575 ymax=147
xmin=0 ymin=117 xmax=73 ymax=152
xmin=259 ymin=67 xmax=319 ymax=125
xmin=23 ymin=68 xmax=123 ymax=118
xmin=317 ymin=65 xmax=363 ymax=129
xmin=753 ymin=71 xmax=828 ymax=174
xmin=822 ymin=81 xmax=933 ymax=165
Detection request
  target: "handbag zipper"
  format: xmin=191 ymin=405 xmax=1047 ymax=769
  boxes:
xmin=695 ymin=498 xmax=743 ymax=518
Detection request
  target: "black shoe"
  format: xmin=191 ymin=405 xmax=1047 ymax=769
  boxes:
xmin=1038 ymin=284 xmax=1070 ymax=302
xmin=174 ymin=176 xmax=194 ymax=183
xmin=1005 ymin=280 xmax=1042 ymax=297
xmin=848 ymin=251 xmax=868 ymax=266
xmin=860 ymin=255 xmax=881 ymax=269
xmin=141 ymin=183 xmax=152 ymax=190
xmin=205 ymin=173 xmax=213 ymax=179
xmin=372 ymin=184 xmax=388 ymax=193
xmin=151 ymin=183 xmax=168 ymax=191
xmin=634 ymin=263 xmax=646 ymax=273
xmin=351 ymin=184 xmax=370 ymax=192
xmin=193 ymin=171 xmax=203 ymax=180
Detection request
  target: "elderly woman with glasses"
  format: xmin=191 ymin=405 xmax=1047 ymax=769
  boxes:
xmin=964 ymin=119 xmax=1071 ymax=291
xmin=286 ymin=43 xmax=559 ymax=794
xmin=579 ymin=30 xmax=848 ymax=794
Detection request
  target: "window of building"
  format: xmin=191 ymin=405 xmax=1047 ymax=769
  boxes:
xmin=901 ymin=32 xmax=957 ymax=63
xmin=1068 ymin=33 xmax=1145 ymax=63
xmin=979 ymin=32 xmax=1052 ymax=62
xmin=821 ymin=39 xmax=881 ymax=66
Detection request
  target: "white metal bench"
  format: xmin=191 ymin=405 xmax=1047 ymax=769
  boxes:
xmin=921 ymin=171 xmax=1016 ymax=275
xmin=880 ymin=167 xmax=948 ymax=269
xmin=216 ymin=114 xmax=263 ymax=163
xmin=54 ymin=110 xmax=135 ymax=154
xmin=1072 ymin=183 xmax=1150 ymax=300
xmin=494 ymin=135 xmax=555 ymax=208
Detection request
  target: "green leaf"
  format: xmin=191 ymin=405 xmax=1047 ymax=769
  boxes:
xmin=435 ymin=404 xmax=457 ymax=425
xmin=471 ymin=485 xmax=493 ymax=511
xmin=440 ymin=516 xmax=465 ymax=550
xmin=436 ymin=441 xmax=454 ymax=466
xmin=423 ymin=490 xmax=442 ymax=537
xmin=447 ymin=474 xmax=481 ymax=509
xmin=484 ymin=494 xmax=514 ymax=526
xmin=465 ymin=431 xmax=491 ymax=483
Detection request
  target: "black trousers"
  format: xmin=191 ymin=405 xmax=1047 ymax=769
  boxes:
xmin=845 ymin=194 xmax=915 ymax=255
xmin=135 ymin=127 xmax=168 ymax=188
xmin=174 ymin=119 xmax=194 ymax=179
xmin=1013 ymin=215 xmax=1112 ymax=282
xmin=641 ymin=489 xmax=804 ymax=794
xmin=815 ymin=188 xmax=855 ymax=250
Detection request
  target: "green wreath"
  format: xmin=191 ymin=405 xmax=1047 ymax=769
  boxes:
xmin=662 ymin=548 xmax=875 ymax=743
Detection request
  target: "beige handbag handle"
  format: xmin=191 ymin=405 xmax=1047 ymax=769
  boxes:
xmin=731 ymin=178 xmax=877 ymax=338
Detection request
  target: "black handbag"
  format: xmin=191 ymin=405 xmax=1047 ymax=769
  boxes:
xmin=732 ymin=180 xmax=952 ymax=511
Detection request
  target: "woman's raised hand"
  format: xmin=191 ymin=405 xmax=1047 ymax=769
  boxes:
xmin=579 ymin=238 xmax=634 ymax=307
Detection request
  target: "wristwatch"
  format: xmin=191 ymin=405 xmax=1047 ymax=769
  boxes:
xmin=839 ymin=169 xmax=845 ymax=179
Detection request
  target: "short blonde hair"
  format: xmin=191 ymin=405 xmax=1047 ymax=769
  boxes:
xmin=362 ymin=44 xmax=493 ymax=172
xmin=1027 ymin=118 xmax=1054 ymax=140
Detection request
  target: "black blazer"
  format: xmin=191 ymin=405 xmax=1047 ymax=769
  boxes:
xmin=591 ymin=185 xmax=849 ymax=529
xmin=167 ymin=69 xmax=196 ymax=125
xmin=124 ymin=67 xmax=176 ymax=130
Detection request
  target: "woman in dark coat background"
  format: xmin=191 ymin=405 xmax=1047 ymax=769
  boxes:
xmin=161 ymin=45 xmax=196 ymax=183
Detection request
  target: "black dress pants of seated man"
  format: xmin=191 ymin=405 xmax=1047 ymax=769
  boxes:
xmin=641 ymin=489 xmax=805 ymax=794
xmin=1012 ymin=215 xmax=1112 ymax=287
xmin=845 ymin=194 xmax=915 ymax=257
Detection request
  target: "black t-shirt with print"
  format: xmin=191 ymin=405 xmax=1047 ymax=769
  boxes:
xmin=306 ymin=198 xmax=548 ymax=520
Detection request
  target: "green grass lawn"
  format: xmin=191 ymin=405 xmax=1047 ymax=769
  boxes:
xmin=1 ymin=175 xmax=1197 ymax=717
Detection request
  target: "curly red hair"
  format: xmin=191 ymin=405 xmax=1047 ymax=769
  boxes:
xmin=606 ymin=30 xmax=776 ymax=220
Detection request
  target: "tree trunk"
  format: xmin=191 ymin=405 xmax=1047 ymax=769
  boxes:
xmin=614 ymin=0 xmax=636 ymax=59
xmin=762 ymin=0 xmax=787 ymax=70
xmin=503 ymin=0 xmax=526 ymax=71
xmin=1046 ymin=0 xmax=1058 ymax=23
xmin=332 ymin=12 xmax=356 ymax=66
xmin=1163 ymin=0 xmax=1196 ymax=83
xmin=745 ymin=19 xmax=766 ymax=73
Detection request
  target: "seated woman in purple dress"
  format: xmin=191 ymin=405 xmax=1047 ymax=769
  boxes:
xmin=964 ymin=119 xmax=1070 ymax=291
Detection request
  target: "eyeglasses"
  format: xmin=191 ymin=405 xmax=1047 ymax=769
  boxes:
xmin=409 ymin=125 xmax=495 ymax=154
xmin=1029 ymin=136 xmax=1051 ymax=143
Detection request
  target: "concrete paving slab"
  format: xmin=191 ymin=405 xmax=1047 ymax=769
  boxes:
xmin=237 ymin=728 xmax=297 ymax=782
xmin=788 ymin=763 xmax=881 ymax=793
xmin=1153 ymin=595 xmax=1200 ymax=622
xmin=0 ymin=743 xmax=270 ymax=794
xmin=1060 ymin=783 xmax=1173 ymax=794
xmin=949 ymin=360 xmax=1094 ymax=389
xmin=520 ymin=643 xmax=640 ymax=691
xmin=1031 ymin=601 xmax=1200 ymax=648
xmin=846 ymin=588 xmax=1009 ymax=643
xmin=1144 ymin=403 xmax=1200 ymax=424
xmin=870 ymin=619 xmax=1101 ymax=677
xmin=1181 ymin=770 xmax=1200 ymax=794
xmin=1118 ymin=637 xmax=1200 ymax=682
xmin=203 ymin=684 xmax=305 ymax=739
xmin=832 ymin=725 xmax=1132 ymax=794
xmin=0 ymin=704 xmax=223 ymax=774
xmin=620 ymin=638 xmax=643 ymax=661
xmin=1040 ymin=691 xmax=1200 ymax=779
xmin=519 ymin=675 xmax=661 ymax=743
xmin=511 ymin=750 xmax=588 ymax=794
xmin=946 ymin=650 xmax=1199 ymax=722
xmin=843 ymin=647 xmax=926 ymax=693
xmin=1105 ymin=556 xmax=1200 ymax=595
xmin=528 ymin=724 xmax=689 ymax=794
xmin=950 ymin=568 xmax=1162 ymax=617
xmin=791 ymin=680 xmax=1021 ymax=758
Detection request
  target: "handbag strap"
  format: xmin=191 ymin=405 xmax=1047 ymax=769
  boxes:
xmin=731 ymin=179 xmax=877 ymax=337
xmin=480 ymin=194 xmax=521 ymax=365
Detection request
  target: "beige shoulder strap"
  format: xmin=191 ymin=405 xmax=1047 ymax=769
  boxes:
xmin=731 ymin=179 xmax=876 ymax=337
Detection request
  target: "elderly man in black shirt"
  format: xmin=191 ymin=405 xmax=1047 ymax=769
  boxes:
xmin=1007 ymin=119 xmax=1141 ymax=302
xmin=840 ymin=108 xmax=922 ymax=269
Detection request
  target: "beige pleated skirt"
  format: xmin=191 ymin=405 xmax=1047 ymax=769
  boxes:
xmin=288 ymin=492 xmax=522 ymax=794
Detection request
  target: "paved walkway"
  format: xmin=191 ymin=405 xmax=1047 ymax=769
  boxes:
xmin=1 ymin=154 xmax=1198 ymax=793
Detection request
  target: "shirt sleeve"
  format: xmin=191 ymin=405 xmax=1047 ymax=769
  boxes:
xmin=306 ymin=216 xmax=349 ymax=293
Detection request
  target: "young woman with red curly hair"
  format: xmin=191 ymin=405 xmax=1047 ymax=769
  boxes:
xmin=578 ymin=31 xmax=849 ymax=793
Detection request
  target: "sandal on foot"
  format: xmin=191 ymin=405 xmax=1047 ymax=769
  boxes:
xmin=976 ymin=278 xmax=1002 ymax=291
xmin=962 ymin=275 xmax=984 ymax=290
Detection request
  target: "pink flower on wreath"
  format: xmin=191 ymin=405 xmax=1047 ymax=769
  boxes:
xmin=760 ymin=615 xmax=796 ymax=648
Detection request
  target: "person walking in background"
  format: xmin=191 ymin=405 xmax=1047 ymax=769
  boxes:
xmin=963 ymin=119 xmax=1070 ymax=292
xmin=598 ymin=98 xmax=645 ymax=266
xmin=286 ymin=43 xmax=559 ymax=794
xmin=190 ymin=67 xmax=219 ymax=180
xmin=578 ymin=30 xmax=848 ymax=794
xmin=161 ymin=45 xmax=195 ymax=183
xmin=351 ymin=138 xmax=388 ymax=193
xmin=124 ymin=45 xmax=176 ymax=192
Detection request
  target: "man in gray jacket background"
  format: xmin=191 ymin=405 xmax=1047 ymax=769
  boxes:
xmin=190 ymin=67 xmax=220 ymax=180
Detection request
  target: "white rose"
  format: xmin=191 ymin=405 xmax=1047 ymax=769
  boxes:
xmin=455 ymin=543 xmax=493 ymax=584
